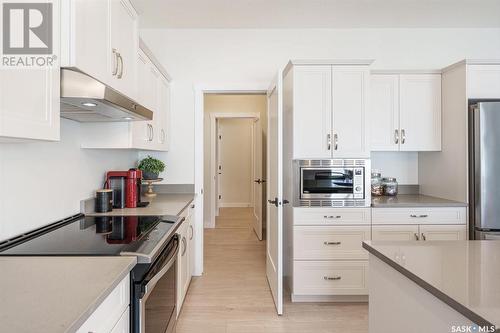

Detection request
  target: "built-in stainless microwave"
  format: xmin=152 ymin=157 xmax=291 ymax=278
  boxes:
xmin=294 ymin=159 xmax=371 ymax=207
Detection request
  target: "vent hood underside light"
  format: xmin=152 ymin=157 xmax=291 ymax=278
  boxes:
xmin=60 ymin=68 xmax=153 ymax=122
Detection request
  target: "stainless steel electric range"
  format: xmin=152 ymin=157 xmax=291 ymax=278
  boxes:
xmin=0 ymin=213 xmax=183 ymax=333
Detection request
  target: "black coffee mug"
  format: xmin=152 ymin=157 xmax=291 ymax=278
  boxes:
xmin=96 ymin=189 xmax=113 ymax=213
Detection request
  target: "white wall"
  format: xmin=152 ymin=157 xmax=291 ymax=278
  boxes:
xmin=371 ymin=152 xmax=419 ymax=185
xmin=140 ymin=28 xmax=500 ymax=184
xmin=218 ymin=118 xmax=254 ymax=207
xmin=0 ymin=119 xmax=138 ymax=241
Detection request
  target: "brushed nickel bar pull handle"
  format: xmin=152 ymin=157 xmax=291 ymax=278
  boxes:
xmin=323 ymin=215 xmax=342 ymax=219
xmin=112 ymin=48 xmax=119 ymax=76
xmin=334 ymin=133 xmax=338 ymax=150
xmin=421 ymin=233 xmax=426 ymax=241
xmin=327 ymin=134 xmax=331 ymax=150
xmin=324 ymin=276 xmax=341 ymax=281
xmin=394 ymin=129 xmax=399 ymax=144
xmin=410 ymin=214 xmax=428 ymax=218
xmin=414 ymin=233 xmax=420 ymax=241
xmin=324 ymin=241 xmax=341 ymax=245
xmin=401 ymin=129 xmax=406 ymax=144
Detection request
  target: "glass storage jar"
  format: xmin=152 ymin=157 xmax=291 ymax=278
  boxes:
xmin=371 ymin=172 xmax=384 ymax=196
xmin=382 ymin=177 xmax=398 ymax=196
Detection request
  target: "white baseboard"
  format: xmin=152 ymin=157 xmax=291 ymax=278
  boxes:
xmin=219 ymin=202 xmax=252 ymax=208
xmin=291 ymin=294 xmax=368 ymax=303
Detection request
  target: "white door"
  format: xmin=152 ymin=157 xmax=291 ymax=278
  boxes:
xmin=370 ymin=75 xmax=400 ymax=151
xmin=109 ymin=0 xmax=138 ymax=99
xmin=266 ymin=74 xmax=283 ymax=315
xmin=215 ymin=120 xmax=222 ymax=216
xmin=331 ymin=67 xmax=369 ymax=157
xmin=372 ymin=225 xmax=420 ymax=241
xmin=292 ymin=65 xmax=332 ymax=159
xmin=419 ymin=225 xmax=467 ymax=241
xmin=399 ymin=74 xmax=441 ymax=151
xmin=252 ymin=118 xmax=263 ymax=240
xmin=131 ymin=50 xmax=153 ymax=149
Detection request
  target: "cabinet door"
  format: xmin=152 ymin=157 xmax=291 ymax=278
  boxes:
xmin=332 ymin=67 xmax=369 ymax=157
xmin=155 ymin=77 xmax=170 ymax=151
xmin=372 ymin=225 xmax=420 ymax=241
xmin=110 ymin=308 xmax=130 ymax=333
xmin=177 ymin=221 xmax=189 ymax=314
xmin=369 ymin=75 xmax=400 ymax=151
xmin=109 ymin=0 xmax=138 ymax=99
xmin=399 ymin=74 xmax=441 ymax=151
xmin=131 ymin=50 xmax=154 ymax=149
xmin=0 ymin=0 xmax=60 ymax=141
xmin=292 ymin=66 xmax=332 ymax=159
xmin=468 ymin=65 xmax=500 ymax=99
xmin=70 ymin=0 xmax=109 ymax=84
xmin=187 ymin=205 xmax=195 ymax=279
xmin=419 ymin=225 xmax=467 ymax=241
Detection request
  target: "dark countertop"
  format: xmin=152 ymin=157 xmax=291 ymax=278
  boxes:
xmin=363 ymin=241 xmax=500 ymax=327
xmin=371 ymin=194 xmax=467 ymax=208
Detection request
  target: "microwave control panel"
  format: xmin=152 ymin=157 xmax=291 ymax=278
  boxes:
xmin=353 ymin=168 xmax=364 ymax=198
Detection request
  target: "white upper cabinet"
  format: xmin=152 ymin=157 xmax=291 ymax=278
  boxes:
xmin=288 ymin=61 xmax=371 ymax=159
xmin=370 ymin=75 xmax=400 ymax=151
xmin=399 ymin=74 xmax=441 ymax=151
xmin=292 ymin=65 xmax=332 ymax=159
xmin=108 ymin=0 xmax=138 ymax=100
xmin=0 ymin=0 xmax=60 ymax=141
xmin=332 ymin=67 xmax=369 ymax=157
xmin=61 ymin=0 xmax=138 ymax=100
xmin=370 ymin=73 xmax=442 ymax=151
xmin=467 ymin=65 xmax=500 ymax=99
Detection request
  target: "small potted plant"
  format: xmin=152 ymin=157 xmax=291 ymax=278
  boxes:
xmin=138 ymin=156 xmax=165 ymax=180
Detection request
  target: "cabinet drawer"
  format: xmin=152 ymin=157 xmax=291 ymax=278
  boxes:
xmin=293 ymin=261 xmax=368 ymax=295
xmin=294 ymin=208 xmax=371 ymax=225
xmin=371 ymin=207 xmax=466 ymax=225
xmin=77 ymin=275 xmax=130 ymax=333
xmin=294 ymin=226 xmax=370 ymax=260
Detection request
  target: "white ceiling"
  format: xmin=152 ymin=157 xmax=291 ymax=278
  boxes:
xmin=131 ymin=0 xmax=500 ymax=29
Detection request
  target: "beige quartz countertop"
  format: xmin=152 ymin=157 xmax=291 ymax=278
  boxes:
xmin=371 ymin=194 xmax=467 ymax=208
xmin=86 ymin=193 xmax=195 ymax=217
xmin=0 ymin=256 xmax=136 ymax=333
xmin=363 ymin=241 xmax=500 ymax=327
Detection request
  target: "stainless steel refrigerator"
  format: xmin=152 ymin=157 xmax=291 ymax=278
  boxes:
xmin=469 ymin=101 xmax=500 ymax=240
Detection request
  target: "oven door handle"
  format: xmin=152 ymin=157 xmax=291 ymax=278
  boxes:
xmin=142 ymin=237 xmax=179 ymax=296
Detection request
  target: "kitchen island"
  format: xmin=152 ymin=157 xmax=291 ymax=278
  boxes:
xmin=363 ymin=241 xmax=499 ymax=333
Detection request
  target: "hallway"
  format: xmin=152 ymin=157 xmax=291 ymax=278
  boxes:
xmin=176 ymin=208 xmax=368 ymax=333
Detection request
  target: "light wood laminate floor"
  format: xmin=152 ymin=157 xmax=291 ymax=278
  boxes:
xmin=177 ymin=207 xmax=368 ymax=333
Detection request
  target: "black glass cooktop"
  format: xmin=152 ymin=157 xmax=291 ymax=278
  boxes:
xmin=0 ymin=215 xmax=175 ymax=256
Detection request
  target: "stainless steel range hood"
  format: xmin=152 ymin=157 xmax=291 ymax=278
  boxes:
xmin=60 ymin=69 xmax=153 ymax=122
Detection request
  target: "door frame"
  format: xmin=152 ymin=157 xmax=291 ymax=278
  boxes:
xmin=208 ymin=111 xmax=260 ymax=228
xmin=193 ymin=84 xmax=267 ymax=276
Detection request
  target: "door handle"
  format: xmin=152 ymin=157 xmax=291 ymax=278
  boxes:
xmin=268 ymin=197 xmax=279 ymax=207
xmin=324 ymin=276 xmax=341 ymax=281
xmin=327 ymin=134 xmax=331 ymax=150
xmin=333 ymin=133 xmax=338 ymax=150
xmin=112 ymin=48 xmax=119 ymax=76
xmin=401 ymin=129 xmax=406 ymax=144
xmin=394 ymin=129 xmax=399 ymax=144
xmin=254 ymin=179 xmax=262 ymax=184
xmin=414 ymin=233 xmax=420 ymax=241
xmin=117 ymin=53 xmax=124 ymax=79
xmin=421 ymin=233 xmax=426 ymax=241
xmin=410 ymin=214 xmax=428 ymax=218
xmin=323 ymin=215 xmax=341 ymax=219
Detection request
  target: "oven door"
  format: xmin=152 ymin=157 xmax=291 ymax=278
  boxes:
xmin=301 ymin=167 xmax=362 ymax=199
xmin=138 ymin=235 xmax=179 ymax=333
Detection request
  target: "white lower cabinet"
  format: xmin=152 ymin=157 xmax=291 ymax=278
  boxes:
xmin=77 ymin=275 xmax=129 ymax=333
xmin=177 ymin=203 xmax=195 ymax=316
xmin=419 ymin=224 xmax=467 ymax=241
xmin=372 ymin=225 xmax=420 ymax=241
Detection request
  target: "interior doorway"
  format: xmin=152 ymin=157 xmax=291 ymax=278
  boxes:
xmin=202 ymin=94 xmax=267 ymax=240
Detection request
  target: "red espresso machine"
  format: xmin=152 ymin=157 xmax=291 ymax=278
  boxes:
xmin=105 ymin=169 xmax=149 ymax=208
